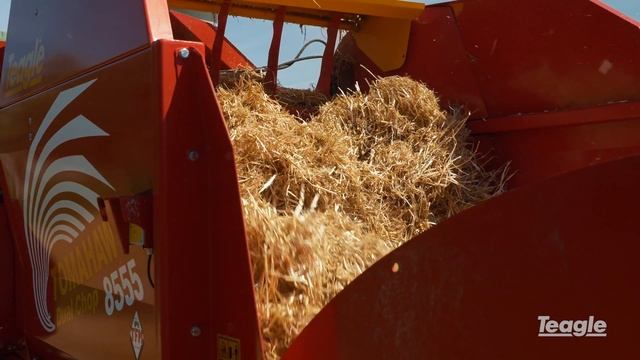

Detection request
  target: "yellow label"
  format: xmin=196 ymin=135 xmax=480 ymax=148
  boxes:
xmin=129 ymin=223 xmax=145 ymax=246
xmin=217 ymin=335 xmax=241 ymax=360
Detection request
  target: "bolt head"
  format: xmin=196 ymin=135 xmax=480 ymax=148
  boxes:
xmin=188 ymin=150 xmax=200 ymax=162
xmin=178 ymin=48 xmax=190 ymax=59
xmin=190 ymin=326 xmax=202 ymax=337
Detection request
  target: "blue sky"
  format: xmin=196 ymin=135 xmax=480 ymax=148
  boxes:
xmin=0 ymin=0 xmax=637 ymax=87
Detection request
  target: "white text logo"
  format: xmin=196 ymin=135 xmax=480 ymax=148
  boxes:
xmin=538 ymin=315 xmax=607 ymax=337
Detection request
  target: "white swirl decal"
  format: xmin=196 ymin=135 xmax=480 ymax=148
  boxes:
xmin=22 ymin=79 xmax=114 ymax=332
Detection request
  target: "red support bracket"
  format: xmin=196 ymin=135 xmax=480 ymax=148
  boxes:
xmin=211 ymin=0 xmax=231 ymax=86
xmin=317 ymin=15 xmax=340 ymax=96
xmin=266 ymin=7 xmax=286 ymax=94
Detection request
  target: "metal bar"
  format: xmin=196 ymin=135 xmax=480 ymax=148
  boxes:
xmin=317 ymin=14 xmax=339 ymax=96
xmin=468 ymin=100 xmax=640 ymax=134
xmin=169 ymin=0 xmax=424 ymax=20
xmin=266 ymin=7 xmax=285 ymax=94
xmin=169 ymin=0 xmax=357 ymax=30
xmin=233 ymin=0 xmax=423 ymax=19
xmin=211 ymin=0 xmax=231 ymax=85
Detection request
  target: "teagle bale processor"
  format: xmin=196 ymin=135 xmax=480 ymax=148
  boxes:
xmin=0 ymin=1 xmax=639 ymax=359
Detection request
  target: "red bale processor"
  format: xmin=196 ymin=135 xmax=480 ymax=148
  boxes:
xmin=0 ymin=0 xmax=639 ymax=359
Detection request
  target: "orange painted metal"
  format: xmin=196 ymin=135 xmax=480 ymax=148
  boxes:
xmin=285 ymin=155 xmax=640 ymax=359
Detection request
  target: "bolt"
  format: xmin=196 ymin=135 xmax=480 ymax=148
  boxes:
xmin=178 ymin=48 xmax=190 ymax=59
xmin=190 ymin=326 xmax=202 ymax=337
xmin=188 ymin=150 xmax=200 ymax=162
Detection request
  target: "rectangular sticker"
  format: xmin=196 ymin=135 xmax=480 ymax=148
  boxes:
xmin=217 ymin=335 xmax=241 ymax=360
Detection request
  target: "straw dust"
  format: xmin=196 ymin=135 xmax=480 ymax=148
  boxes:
xmin=217 ymin=74 xmax=507 ymax=359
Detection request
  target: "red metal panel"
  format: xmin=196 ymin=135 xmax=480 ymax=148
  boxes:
xmin=472 ymin=112 xmax=640 ymax=187
xmin=468 ymin=101 xmax=640 ymax=186
xmin=155 ymin=40 xmax=262 ymax=359
xmin=285 ymin=155 xmax=640 ymax=359
xmin=0 ymin=32 xmax=261 ymax=360
xmin=0 ymin=200 xmax=17 ymax=349
xmin=451 ymin=0 xmax=640 ymax=117
xmin=0 ymin=47 xmax=160 ymax=359
xmin=0 ymin=0 xmax=157 ymax=107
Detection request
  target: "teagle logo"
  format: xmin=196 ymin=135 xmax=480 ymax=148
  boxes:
xmin=4 ymin=38 xmax=46 ymax=95
xmin=538 ymin=315 xmax=607 ymax=337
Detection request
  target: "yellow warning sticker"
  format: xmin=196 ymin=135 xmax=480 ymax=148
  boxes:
xmin=217 ymin=335 xmax=241 ymax=360
xmin=129 ymin=223 xmax=145 ymax=246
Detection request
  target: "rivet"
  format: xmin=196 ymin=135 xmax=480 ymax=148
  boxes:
xmin=190 ymin=326 xmax=202 ymax=337
xmin=188 ymin=150 xmax=200 ymax=162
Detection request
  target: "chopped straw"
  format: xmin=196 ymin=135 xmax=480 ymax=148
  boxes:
xmin=217 ymin=73 xmax=508 ymax=359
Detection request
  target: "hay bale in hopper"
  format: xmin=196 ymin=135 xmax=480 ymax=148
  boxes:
xmin=217 ymin=73 xmax=508 ymax=360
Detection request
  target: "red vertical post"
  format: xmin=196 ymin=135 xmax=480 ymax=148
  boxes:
xmin=317 ymin=15 xmax=340 ymax=96
xmin=211 ymin=0 xmax=231 ymax=86
xmin=266 ymin=7 xmax=286 ymax=94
